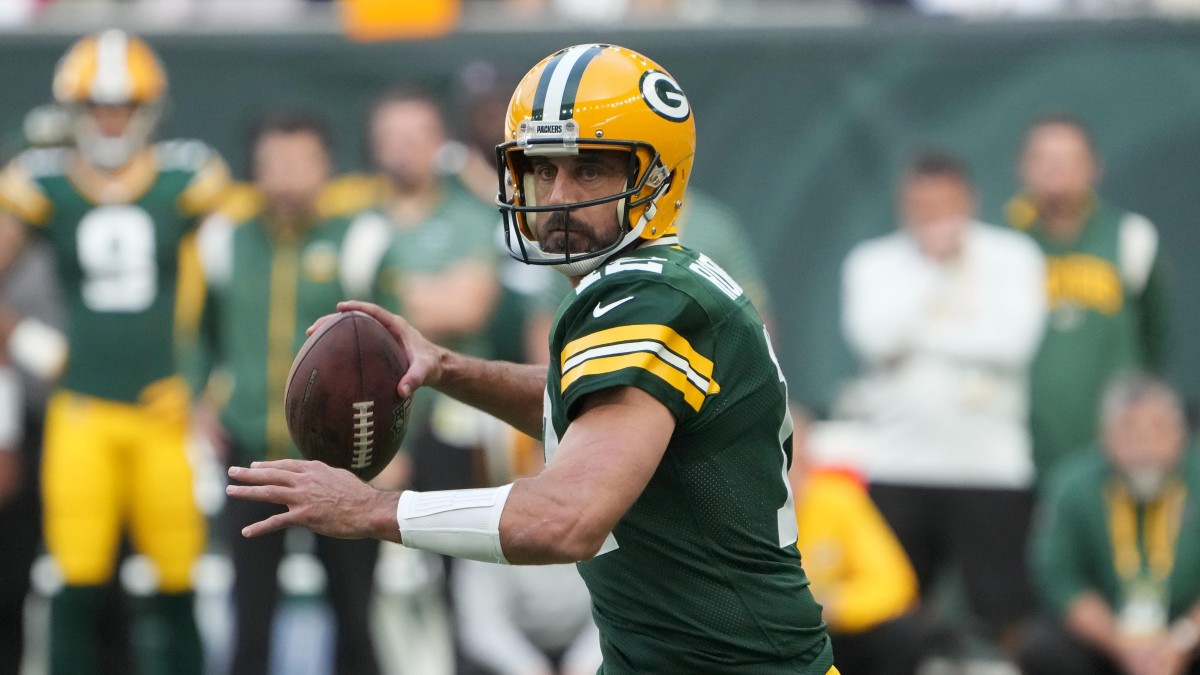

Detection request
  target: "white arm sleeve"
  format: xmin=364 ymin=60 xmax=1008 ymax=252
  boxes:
xmin=196 ymin=214 xmax=235 ymax=290
xmin=340 ymin=212 xmax=393 ymax=299
xmin=396 ymin=484 xmax=513 ymax=564
xmin=1119 ymin=212 xmax=1158 ymax=295
xmin=452 ymin=559 xmax=554 ymax=675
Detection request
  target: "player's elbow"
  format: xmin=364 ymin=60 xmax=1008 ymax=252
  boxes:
xmin=555 ymin=518 xmax=609 ymax=562
xmin=517 ymin=509 xmax=610 ymax=564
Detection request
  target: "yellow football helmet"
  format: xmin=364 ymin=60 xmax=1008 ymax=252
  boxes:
xmin=496 ymin=44 xmax=696 ymax=276
xmin=52 ymin=29 xmax=167 ymax=170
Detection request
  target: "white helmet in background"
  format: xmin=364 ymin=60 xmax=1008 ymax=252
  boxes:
xmin=52 ymin=29 xmax=167 ymax=170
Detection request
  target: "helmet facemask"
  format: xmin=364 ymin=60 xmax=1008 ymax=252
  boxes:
xmin=71 ymin=102 xmax=162 ymax=171
xmin=52 ymin=30 xmax=168 ymax=172
xmin=496 ymin=130 xmax=672 ymax=277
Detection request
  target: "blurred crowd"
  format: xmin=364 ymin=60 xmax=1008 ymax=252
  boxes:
xmin=6 ymin=0 xmax=1200 ymax=28
xmin=1 ymin=26 xmax=1199 ymax=675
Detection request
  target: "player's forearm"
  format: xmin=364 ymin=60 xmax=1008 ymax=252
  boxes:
xmin=432 ymin=350 xmax=546 ymax=438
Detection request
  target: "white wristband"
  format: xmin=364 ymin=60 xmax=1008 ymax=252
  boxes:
xmin=397 ymin=484 xmax=513 ymax=564
xmin=0 ymin=366 xmax=21 ymax=448
xmin=9 ymin=318 xmax=67 ymax=382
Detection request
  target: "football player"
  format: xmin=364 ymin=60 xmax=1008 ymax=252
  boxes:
xmin=0 ymin=30 xmax=228 ymax=675
xmin=195 ymin=111 xmax=397 ymax=675
xmin=229 ymin=44 xmax=837 ymax=673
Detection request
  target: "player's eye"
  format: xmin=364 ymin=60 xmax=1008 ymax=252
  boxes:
xmin=578 ymin=164 xmax=603 ymax=181
xmin=532 ymin=164 xmax=556 ymax=181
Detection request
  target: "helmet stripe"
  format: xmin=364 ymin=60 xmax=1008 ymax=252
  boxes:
xmin=555 ymin=44 xmax=604 ymax=122
xmin=530 ymin=49 xmax=567 ymax=122
xmin=91 ymin=29 xmax=132 ymax=105
xmin=539 ymin=44 xmax=604 ymax=123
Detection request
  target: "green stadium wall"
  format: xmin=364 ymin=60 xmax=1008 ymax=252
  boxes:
xmin=2 ymin=21 xmax=1199 ymax=412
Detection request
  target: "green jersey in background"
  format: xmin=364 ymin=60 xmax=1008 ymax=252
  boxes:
xmin=1009 ymin=198 xmax=1170 ymax=477
xmin=198 ymin=193 xmax=398 ymax=462
xmin=0 ymin=141 xmax=229 ymax=402
xmin=1031 ymin=450 xmax=1200 ymax=622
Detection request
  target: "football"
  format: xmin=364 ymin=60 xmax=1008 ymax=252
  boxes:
xmin=284 ymin=311 xmax=411 ymax=481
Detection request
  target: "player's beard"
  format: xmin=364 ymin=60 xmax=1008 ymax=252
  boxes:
xmin=539 ymin=210 xmax=607 ymax=255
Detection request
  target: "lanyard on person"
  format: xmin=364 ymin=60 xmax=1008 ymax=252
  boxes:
xmin=1106 ymin=477 xmax=1187 ymax=636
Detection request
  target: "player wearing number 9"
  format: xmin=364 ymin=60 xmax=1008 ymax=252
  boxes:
xmin=0 ymin=30 xmax=229 ymax=675
xmin=229 ymin=44 xmax=837 ymax=674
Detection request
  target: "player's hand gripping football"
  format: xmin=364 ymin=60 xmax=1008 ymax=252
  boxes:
xmin=307 ymin=300 xmax=444 ymax=399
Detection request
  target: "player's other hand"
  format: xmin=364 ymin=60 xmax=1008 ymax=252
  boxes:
xmin=333 ymin=300 xmax=446 ymax=398
xmin=227 ymin=459 xmax=402 ymax=542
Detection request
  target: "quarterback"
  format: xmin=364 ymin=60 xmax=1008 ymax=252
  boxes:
xmin=230 ymin=44 xmax=836 ymax=673
xmin=0 ymin=31 xmax=227 ymax=675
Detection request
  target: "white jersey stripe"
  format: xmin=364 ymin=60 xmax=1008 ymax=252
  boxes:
xmin=562 ymin=339 xmax=711 ymax=393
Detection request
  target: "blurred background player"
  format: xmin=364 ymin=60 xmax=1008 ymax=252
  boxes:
xmin=675 ymin=189 xmax=773 ymax=324
xmin=1007 ymin=113 xmax=1172 ymax=480
xmin=0 ymin=30 xmax=229 ymax=675
xmin=354 ymin=91 xmax=503 ymax=674
xmin=1022 ymin=375 xmax=1200 ymax=675
xmin=195 ymin=111 xmax=398 ymax=675
xmin=841 ymin=151 xmax=1046 ymax=656
xmin=351 ymin=86 xmax=500 ymax=494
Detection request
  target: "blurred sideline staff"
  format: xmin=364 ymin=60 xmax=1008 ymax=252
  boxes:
xmin=1007 ymin=113 xmax=1171 ymax=479
xmin=842 ymin=150 xmax=1046 ymax=651
xmin=340 ymin=87 xmax=504 ymax=673
xmin=0 ymin=30 xmax=229 ymax=675
xmin=195 ymin=112 xmax=399 ymax=675
xmin=790 ymin=413 xmax=924 ymax=675
xmin=1022 ymin=375 xmax=1200 ymax=675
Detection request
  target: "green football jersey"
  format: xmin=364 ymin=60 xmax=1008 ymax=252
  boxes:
xmin=676 ymin=188 xmax=773 ymax=317
xmin=0 ymin=141 xmax=229 ymax=402
xmin=200 ymin=206 xmax=398 ymax=462
xmin=545 ymin=238 xmax=832 ymax=674
xmin=1009 ymin=199 xmax=1170 ymax=476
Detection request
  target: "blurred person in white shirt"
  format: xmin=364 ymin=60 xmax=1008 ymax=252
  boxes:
xmin=841 ymin=149 xmax=1047 ymax=654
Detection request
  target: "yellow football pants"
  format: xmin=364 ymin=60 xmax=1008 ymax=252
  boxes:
xmin=41 ymin=381 xmax=205 ymax=592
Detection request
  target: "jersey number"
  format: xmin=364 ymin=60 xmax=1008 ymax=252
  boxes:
xmin=765 ymin=326 xmax=799 ymax=548
xmin=77 ymin=206 xmax=158 ymax=313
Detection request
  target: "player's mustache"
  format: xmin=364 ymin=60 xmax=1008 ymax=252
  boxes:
xmin=543 ymin=210 xmax=590 ymax=235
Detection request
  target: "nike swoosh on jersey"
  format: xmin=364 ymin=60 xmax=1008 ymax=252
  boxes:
xmin=592 ymin=296 xmax=635 ymax=318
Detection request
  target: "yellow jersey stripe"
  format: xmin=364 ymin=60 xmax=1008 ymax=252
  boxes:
xmin=178 ymin=157 xmax=232 ymax=217
xmin=563 ymin=339 xmax=719 ymax=395
xmin=561 ymin=323 xmax=714 ymax=380
xmin=266 ymin=244 xmax=299 ymax=459
xmin=561 ymin=351 xmax=707 ymax=412
xmin=0 ymin=164 xmax=53 ymax=225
